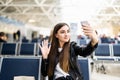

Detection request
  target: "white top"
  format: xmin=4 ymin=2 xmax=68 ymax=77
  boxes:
xmin=54 ymin=63 xmax=69 ymax=79
xmin=54 ymin=48 xmax=69 ymax=79
xmin=58 ymin=48 xmax=62 ymax=52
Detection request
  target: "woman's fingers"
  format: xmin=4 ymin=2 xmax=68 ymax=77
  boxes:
xmin=39 ymin=39 xmax=48 ymax=47
xmin=44 ymin=39 xmax=48 ymax=46
xmin=82 ymin=26 xmax=94 ymax=35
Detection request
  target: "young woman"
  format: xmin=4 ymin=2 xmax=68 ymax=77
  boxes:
xmin=39 ymin=22 xmax=98 ymax=80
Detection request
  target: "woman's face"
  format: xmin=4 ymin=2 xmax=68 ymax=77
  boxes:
xmin=55 ymin=25 xmax=70 ymax=45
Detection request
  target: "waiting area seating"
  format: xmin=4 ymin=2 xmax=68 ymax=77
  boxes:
xmin=93 ymin=43 xmax=120 ymax=61
xmin=0 ymin=57 xmax=91 ymax=80
xmin=0 ymin=42 xmax=120 ymax=61
xmin=0 ymin=57 xmax=41 ymax=80
xmin=113 ymin=44 xmax=120 ymax=56
xmin=93 ymin=43 xmax=120 ymax=74
xmin=78 ymin=58 xmax=91 ymax=80
xmin=0 ymin=43 xmax=39 ymax=56
xmin=93 ymin=44 xmax=115 ymax=61
xmin=18 ymin=43 xmax=37 ymax=56
xmin=0 ymin=43 xmax=18 ymax=55
xmin=112 ymin=44 xmax=120 ymax=61
xmin=0 ymin=42 xmax=120 ymax=80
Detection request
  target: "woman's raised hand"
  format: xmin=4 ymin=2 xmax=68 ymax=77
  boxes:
xmin=82 ymin=23 xmax=99 ymax=46
xmin=38 ymin=39 xmax=51 ymax=59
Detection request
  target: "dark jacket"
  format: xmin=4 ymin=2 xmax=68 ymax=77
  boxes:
xmin=0 ymin=39 xmax=6 ymax=43
xmin=41 ymin=41 xmax=98 ymax=80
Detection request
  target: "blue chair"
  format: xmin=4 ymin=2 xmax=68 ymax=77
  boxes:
xmin=0 ymin=57 xmax=41 ymax=80
xmin=19 ymin=43 xmax=36 ymax=56
xmin=79 ymin=39 xmax=87 ymax=45
xmin=1 ymin=43 xmax=18 ymax=55
xmin=113 ymin=44 xmax=120 ymax=57
xmin=112 ymin=44 xmax=120 ymax=61
xmin=95 ymin=44 xmax=110 ymax=56
xmin=94 ymin=44 xmax=114 ymax=61
xmin=78 ymin=58 xmax=90 ymax=80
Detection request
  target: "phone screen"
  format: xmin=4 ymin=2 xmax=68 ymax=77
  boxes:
xmin=81 ymin=21 xmax=89 ymax=27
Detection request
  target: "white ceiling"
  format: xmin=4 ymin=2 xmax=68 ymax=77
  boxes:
xmin=0 ymin=0 xmax=61 ymax=28
xmin=0 ymin=0 xmax=120 ymax=29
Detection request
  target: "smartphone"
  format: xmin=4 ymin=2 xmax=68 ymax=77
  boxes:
xmin=81 ymin=21 xmax=89 ymax=27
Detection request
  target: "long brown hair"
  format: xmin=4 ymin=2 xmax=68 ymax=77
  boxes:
xmin=48 ymin=23 xmax=70 ymax=76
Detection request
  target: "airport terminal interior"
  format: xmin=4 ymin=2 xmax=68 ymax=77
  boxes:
xmin=0 ymin=0 xmax=120 ymax=80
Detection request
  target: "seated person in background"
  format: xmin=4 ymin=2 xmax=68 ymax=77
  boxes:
xmin=0 ymin=32 xmax=7 ymax=43
xmin=22 ymin=36 xmax=29 ymax=43
xmin=101 ymin=34 xmax=109 ymax=43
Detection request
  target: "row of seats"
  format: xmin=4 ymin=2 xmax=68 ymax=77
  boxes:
xmin=0 ymin=43 xmax=120 ymax=60
xmin=0 ymin=57 xmax=90 ymax=80
xmin=78 ymin=38 xmax=120 ymax=45
xmin=0 ymin=57 xmax=41 ymax=80
xmin=93 ymin=44 xmax=120 ymax=61
xmin=0 ymin=43 xmax=91 ymax=80
xmin=0 ymin=43 xmax=42 ymax=56
xmin=93 ymin=44 xmax=120 ymax=74
xmin=1 ymin=43 xmax=119 ymax=80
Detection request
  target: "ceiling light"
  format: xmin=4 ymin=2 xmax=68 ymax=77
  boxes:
xmin=28 ymin=19 xmax=36 ymax=23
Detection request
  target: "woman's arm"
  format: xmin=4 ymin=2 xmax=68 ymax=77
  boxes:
xmin=38 ymin=40 xmax=51 ymax=76
xmin=41 ymin=58 xmax=48 ymax=76
xmin=72 ymin=41 xmax=98 ymax=57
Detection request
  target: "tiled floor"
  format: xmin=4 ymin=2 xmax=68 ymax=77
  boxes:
xmin=91 ymin=72 xmax=120 ymax=80
xmin=91 ymin=62 xmax=120 ymax=80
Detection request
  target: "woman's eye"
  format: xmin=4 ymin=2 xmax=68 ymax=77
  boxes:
xmin=60 ymin=30 xmax=70 ymax=34
xmin=60 ymin=31 xmax=65 ymax=33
